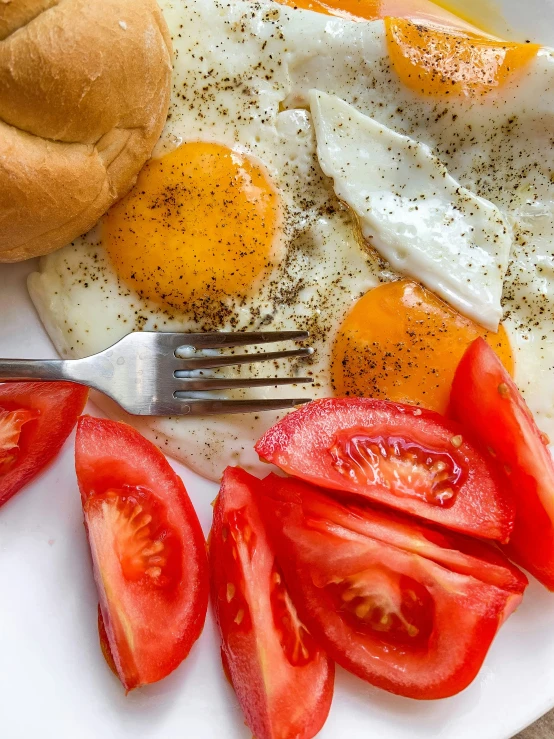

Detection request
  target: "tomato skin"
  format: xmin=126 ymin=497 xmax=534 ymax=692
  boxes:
xmin=256 ymin=473 xmax=527 ymax=700
xmin=75 ymin=416 xmax=209 ymax=690
xmin=210 ymin=467 xmax=334 ymax=739
xmin=255 ymin=398 xmax=514 ymax=541
xmin=450 ymin=337 xmax=554 ymax=589
xmin=97 ymin=606 xmax=118 ymax=678
xmin=0 ymin=382 xmax=88 ymax=508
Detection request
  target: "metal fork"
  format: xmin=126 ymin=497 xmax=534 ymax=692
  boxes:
xmin=0 ymin=331 xmax=313 ymax=416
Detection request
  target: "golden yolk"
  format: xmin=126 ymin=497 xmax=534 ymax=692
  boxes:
xmin=385 ymin=18 xmax=540 ymax=97
xmin=275 ymin=0 xmax=486 ymax=30
xmin=273 ymin=0 xmax=538 ymax=94
xmin=103 ymin=142 xmax=279 ymax=311
xmin=331 ymin=280 xmax=513 ymax=413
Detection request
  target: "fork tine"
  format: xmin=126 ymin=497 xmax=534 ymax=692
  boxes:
xmin=174 ymin=377 xmax=313 ymax=392
xmin=174 ymin=331 xmax=309 ymax=352
xmin=174 ymin=347 xmax=313 ymax=371
xmin=168 ymin=397 xmax=312 ymax=415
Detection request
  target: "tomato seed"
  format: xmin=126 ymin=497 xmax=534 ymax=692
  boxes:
xmin=436 ymin=488 xmax=454 ymax=503
xmin=142 ymin=541 xmax=164 ymax=556
xmin=450 ymin=435 xmax=463 ymax=448
xmin=234 ymin=609 xmax=245 ymax=625
xmin=226 ymin=583 xmax=236 ymax=602
xmin=341 ymin=589 xmax=356 ymax=602
xmin=355 ymin=602 xmax=371 ymax=619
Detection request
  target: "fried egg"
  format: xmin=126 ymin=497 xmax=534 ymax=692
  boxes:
xmin=29 ymin=0 xmax=554 ymax=479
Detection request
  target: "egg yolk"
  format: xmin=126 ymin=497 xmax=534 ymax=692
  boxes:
xmin=274 ymin=0 xmax=539 ymax=95
xmin=331 ymin=280 xmax=513 ymax=413
xmin=103 ymin=142 xmax=279 ymax=311
xmin=385 ymin=18 xmax=540 ymax=97
xmin=275 ymin=0 xmax=479 ymax=28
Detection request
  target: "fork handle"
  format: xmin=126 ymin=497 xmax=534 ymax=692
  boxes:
xmin=0 ymin=359 xmax=74 ymax=382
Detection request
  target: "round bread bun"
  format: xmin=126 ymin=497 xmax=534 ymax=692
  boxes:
xmin=0 ymin=0 xmax=172 ymax=262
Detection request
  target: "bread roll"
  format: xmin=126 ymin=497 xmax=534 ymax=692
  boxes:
xmin=0 ymin=0 xmax=172 ymax=262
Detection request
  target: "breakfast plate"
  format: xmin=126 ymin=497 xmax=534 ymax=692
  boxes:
xmin=2 ymin=0 xmax=554 ymax=736
xmin=1 ymin=261 xmax=553 ymax=739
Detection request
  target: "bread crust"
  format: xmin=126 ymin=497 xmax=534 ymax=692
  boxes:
xmin=0 ymin=0 xmax=172 ymax=262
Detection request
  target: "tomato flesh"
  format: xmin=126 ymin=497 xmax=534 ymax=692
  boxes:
xmin=257 ymin=473 xmax=527 ymax=700
xmin=450 ymin=337 xmax=554 ymax=589
xmin=256 ymin=398 xmax=514 ymax=541
xmin=0 ymin=408 xmax=39 ymax=473
xmin=210 ymin=467 xmax=334 ymax=739
xmin=75 ymin=416 xmax=209 ymax=690
xmin=330 ymin=428 xmax=466 ymax=507
xmin=295 ymin=480 xmax=527 ymax=595
xmin=0 ymin=382 xmax=88 ymax=507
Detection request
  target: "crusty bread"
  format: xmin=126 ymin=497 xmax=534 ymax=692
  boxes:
xmin=0 ymin=0 xmax=172 ymax=262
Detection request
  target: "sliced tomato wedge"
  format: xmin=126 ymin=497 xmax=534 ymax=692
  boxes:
xmin=256 ymin=473 xmax=527 ymax=700
xmin=255 ymin=398 xmax=514 ymax=541
xmin=210 ymin=467 xmax=334 ymax=739
xmin=450 ymin=337 xmax=554 ymax=589
xmin=75 ymin=416 xmax=209 ymax=690
xmin=0 ymin=381 xmax=88 ymax=508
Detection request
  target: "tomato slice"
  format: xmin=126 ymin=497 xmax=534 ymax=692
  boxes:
xmin=210 ymin=467 xmax=334 ymax=739
xmin=256 ymin=473 xmax=527 ymax=700
xmin=450 ymin=337 xmax=554 ymax=588
xmin=0 ymin=381 xmax=88 ymax=508
xmin=75 ymin=416 xmax=209 ymax=690
xmin=255 ymin=398 xmax=514 ymax=541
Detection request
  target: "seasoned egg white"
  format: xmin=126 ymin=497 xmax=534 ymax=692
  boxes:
xmin=309 ymin=90 xmax=513 ymax=330
xmin=29 ymin=0 xmax=554 ymax=476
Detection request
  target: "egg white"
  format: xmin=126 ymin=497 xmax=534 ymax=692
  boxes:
xmin=29 ymin=0 xmax=554 ymax=477
xmin=309 ymin=90 xmax=513 ymax=330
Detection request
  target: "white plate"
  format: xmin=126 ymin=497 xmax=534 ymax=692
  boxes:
xmin=2 ymin=2 xmax=554 ymax=735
